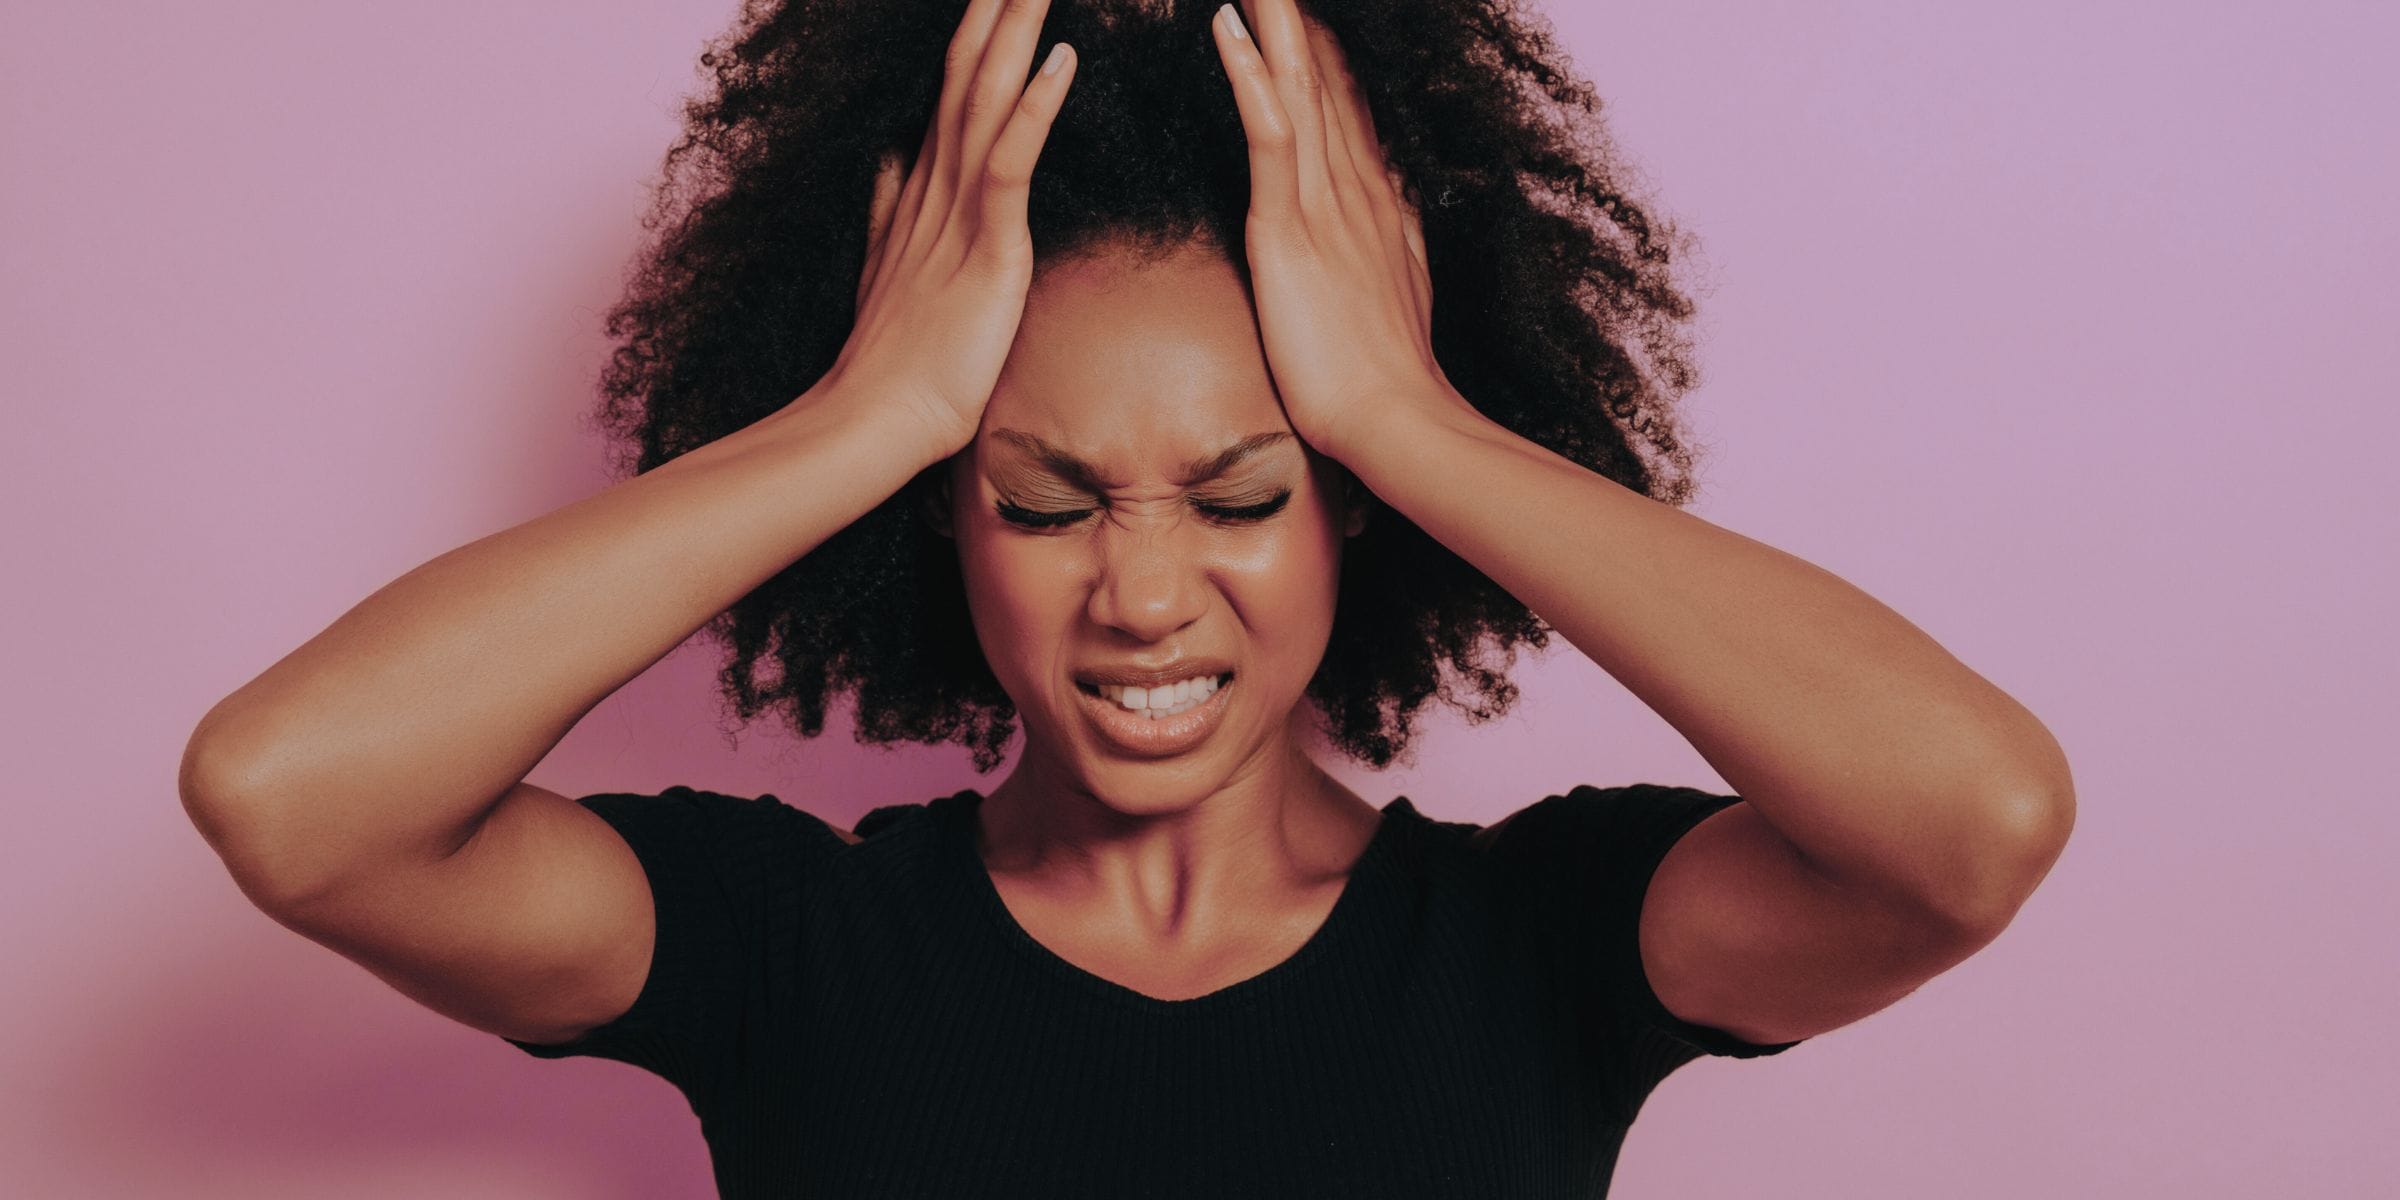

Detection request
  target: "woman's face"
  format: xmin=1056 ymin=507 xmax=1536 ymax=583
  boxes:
xmin=936 ymin=240 xmax=1367 ymax=810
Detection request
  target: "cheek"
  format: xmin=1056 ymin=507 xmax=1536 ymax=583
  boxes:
xmin=1220 ymin=506 xmax=1347 ymax=655
xmin=955 ymin=531 xmax=1081 ymax=675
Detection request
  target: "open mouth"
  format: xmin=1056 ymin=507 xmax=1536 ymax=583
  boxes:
xmin=1074 ymin=671 xmax=1236 ymax=720
xmin=1069 ymin=668 xmax=1239 ymax=756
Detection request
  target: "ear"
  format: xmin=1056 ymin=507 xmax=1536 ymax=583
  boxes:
xmin=917 ymin=467 xmax=955 ymax=539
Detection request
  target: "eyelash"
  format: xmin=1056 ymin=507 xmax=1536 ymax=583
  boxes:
xmin=995 ymin=491 xmax=1292 ymax=530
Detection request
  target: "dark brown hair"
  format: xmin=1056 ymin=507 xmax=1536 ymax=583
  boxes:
xmin=590 ymin=0 xmax=1711 ymax=771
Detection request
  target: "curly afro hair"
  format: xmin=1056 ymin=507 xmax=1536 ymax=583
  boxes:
xmin=588 ymin=0 xmax=1714 ymax=773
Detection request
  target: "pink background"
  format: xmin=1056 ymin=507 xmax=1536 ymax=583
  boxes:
xmin=5 ymin=1 xmax=2392 ymax=1196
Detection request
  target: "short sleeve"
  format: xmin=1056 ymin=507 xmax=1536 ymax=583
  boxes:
xmin=1479 ymin=783 xmax=1808 ymax=1063
xmin=500 ymin=785 xmax=835 ymax=1109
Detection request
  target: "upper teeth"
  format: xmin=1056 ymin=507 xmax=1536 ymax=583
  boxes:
xmin=1095 ymin=674 xmax=1221 ymax=711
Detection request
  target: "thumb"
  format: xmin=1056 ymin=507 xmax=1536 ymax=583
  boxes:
xmin=858 ymin=150 xmax=907 ymax=308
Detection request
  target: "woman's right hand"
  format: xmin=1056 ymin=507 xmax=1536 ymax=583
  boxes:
xmin=819 ymin=0 xmax=1076 ymax=465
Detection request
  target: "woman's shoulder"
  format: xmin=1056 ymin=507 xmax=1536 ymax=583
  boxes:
xmin=1460 ymin=782 xmax=1739 ymax=847
xmin=626 ymin=783 xmax=979 ymax=854
xmin=590 ymin=783 xmax=860 ymax=855
xmin=845 ymin=787 xmax=980 ymax=845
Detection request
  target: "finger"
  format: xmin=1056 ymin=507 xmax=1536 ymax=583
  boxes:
xmin=976 ymin=41 xmax=1076 ymax=254
xmin=878 ymin=112 xmax=940 ymax=282
xmin=1304 ymin=18 xmax=1396 ymax=229
xmin=1240 ymin=0 xmax=1333 ymax=210
xmin=921 ymin=0 xmax=1011 ymax=241
xmin=1299 ymin=15 xmax=1374 ymax=224
xmin=1391 ymin=166 xmax=1429 ymax=286
xmin=874 ymin=117 xmax=943 ymax=309
xmin=1394 ymin=170 xmax=1430 ymax=320
xmin=1313 ymin=16 xmax=1385 ymax=150
xmin=1297 ymin=16 xmax=1424 ymax=319
xmin=1212 ymin=3 xmax=1299 ymax=221
xmin=895 ymin=105 xmax=939 ymax=225
xmin=858 ymin=149 xmax=907 ymax=306
xmin=959 ymin=0 xmax=1058 ymax=190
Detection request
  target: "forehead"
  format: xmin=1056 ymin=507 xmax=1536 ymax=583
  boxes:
xmin=984 ymin=243 xmax=1289 ymax=472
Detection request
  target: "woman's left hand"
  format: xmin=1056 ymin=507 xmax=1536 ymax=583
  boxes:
xmin=1209 ymin=0 xmax=1472 ymax=463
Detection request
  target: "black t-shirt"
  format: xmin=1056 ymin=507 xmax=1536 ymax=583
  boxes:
xmin=504 ymin=783 xmax=1804 ymax=1197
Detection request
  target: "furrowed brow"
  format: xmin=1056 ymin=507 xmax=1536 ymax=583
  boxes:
xmin=988 ymin=428 xmax=1294 ymax=490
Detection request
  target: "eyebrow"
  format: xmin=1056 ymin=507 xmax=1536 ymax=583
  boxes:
xmin=988 ymin=428 xmax=1296 ymax=490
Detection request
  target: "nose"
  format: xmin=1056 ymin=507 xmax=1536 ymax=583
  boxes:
xmin=1085 ymin=511 xmax=1208 ymax=643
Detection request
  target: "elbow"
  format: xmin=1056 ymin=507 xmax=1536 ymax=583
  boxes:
xmin=179 ymin=716 xmax=261 ymax=843
xmin=1945 ymin=705 xmax=2077 ymax=933
xmin=178 ymin=714 xmax=331 ymax=914
xmin=1941 ymin=780 xmax=2076 ymax=937
xmin=178 ymin=700 xmax=292 ymax=836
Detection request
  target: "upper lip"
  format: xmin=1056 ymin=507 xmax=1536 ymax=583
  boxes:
xmin=1074 ymin=659 xmax=1235 ymax=689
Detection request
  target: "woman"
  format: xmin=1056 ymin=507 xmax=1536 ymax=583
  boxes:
xmin=180 ymin=0 xmax=2075 ymax=1195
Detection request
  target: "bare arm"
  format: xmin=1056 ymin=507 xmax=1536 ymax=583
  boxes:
xmin=179 ymin=385 xmax=945 ymax=907
xmin=177 ymin=0 xmax=1075 ymax=1048
xmin=178 ymin=0 xmax=1076 ymax=901
xmin=177 ymin=382 xmax=944 ymax=1046
xmin=1337 ymin=398 xmax=2074 ymax=1045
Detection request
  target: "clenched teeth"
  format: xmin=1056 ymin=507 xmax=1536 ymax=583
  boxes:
xmin=1095 ymin=674 xmax=1223 ymax=714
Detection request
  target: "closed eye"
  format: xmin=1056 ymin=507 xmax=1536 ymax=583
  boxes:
xmin=994 ymin=490 xmax=1291 ymax=530
xmin=993 ymin=501 xmax=1091 ymax=529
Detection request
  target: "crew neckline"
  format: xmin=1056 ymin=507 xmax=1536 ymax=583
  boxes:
xmin=934 ymin=788 xmax=1419 ymax=1016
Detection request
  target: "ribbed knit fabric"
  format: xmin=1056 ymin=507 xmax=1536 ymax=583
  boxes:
xmin=505 ymin=782 xmax=1804 ymax=1197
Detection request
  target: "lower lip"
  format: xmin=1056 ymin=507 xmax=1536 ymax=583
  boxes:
xmin=1073 ymin=675 xmax=1235 ymax=758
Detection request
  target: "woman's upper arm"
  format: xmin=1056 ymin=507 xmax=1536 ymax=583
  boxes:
xmin=1640 ymin=795 xmax=1997 ymax=1048
xmin=259 ymin=780 xmax=658 ymax=1047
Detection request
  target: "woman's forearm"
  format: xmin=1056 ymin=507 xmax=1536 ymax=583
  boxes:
xmin=180 ymin=382 xmax=946 ymax=899
xmin=1336 ymin=393 xmax=2074 ymax=926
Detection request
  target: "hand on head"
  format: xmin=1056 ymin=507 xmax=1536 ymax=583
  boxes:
xmin=827 ymin=0 xmax=1079 ymax=464
xmin=1208 ymin=1 xmax=1463 ymax=463
xmin=825 ymin=0 xmax=1466 ymax=471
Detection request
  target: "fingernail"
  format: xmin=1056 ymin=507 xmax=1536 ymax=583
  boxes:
xmin=1218 ymin=4 xmax=1248 ymax=41
xmin=1041 ymin=41 xmax=1068 ymax=75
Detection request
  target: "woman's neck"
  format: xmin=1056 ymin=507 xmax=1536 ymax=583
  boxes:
xmin=972 ymin=738 xmax=1384 ymax=934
